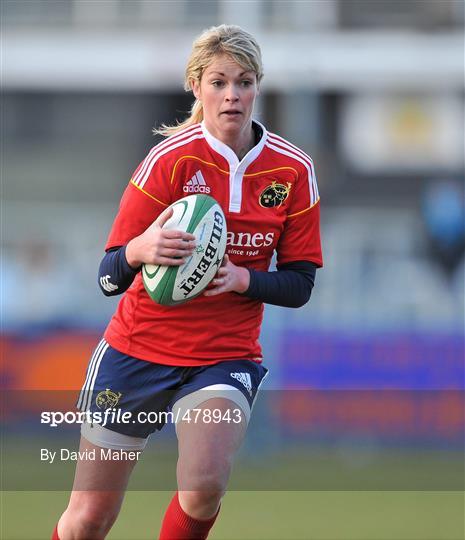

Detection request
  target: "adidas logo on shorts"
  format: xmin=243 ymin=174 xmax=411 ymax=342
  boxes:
xmin=230 ymin=372 xmax=252 ymax=396
xmin=183 ymin=170 xmax=211 ymax=194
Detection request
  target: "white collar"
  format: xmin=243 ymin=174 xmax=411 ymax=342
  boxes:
xmin=201 ymin=119 xmax=267 ymax=173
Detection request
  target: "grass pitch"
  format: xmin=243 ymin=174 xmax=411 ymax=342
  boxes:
xmin=1 ymin=490 xmax=464 ymax=539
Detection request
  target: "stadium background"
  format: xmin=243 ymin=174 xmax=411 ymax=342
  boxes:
xmin=2 ymin=1 xmax=464 ymax=539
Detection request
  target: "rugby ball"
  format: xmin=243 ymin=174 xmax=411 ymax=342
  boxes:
xmin=142 ymin=194 xmax=227 ymax=306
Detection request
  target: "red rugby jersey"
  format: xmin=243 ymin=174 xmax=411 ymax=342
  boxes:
xmin=103 ymin=121 xmax=322 ymax=366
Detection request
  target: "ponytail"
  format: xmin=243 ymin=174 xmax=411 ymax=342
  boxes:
xmin=153 ymin=99 xmax=203 ymax=137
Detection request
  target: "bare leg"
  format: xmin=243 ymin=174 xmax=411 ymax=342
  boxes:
xmin=57 ymin=436 xmax=139 ymax=540
xmin=175 ymin=397 xmax=247 ymax=519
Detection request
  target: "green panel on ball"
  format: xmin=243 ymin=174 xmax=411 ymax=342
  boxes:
xmin=145 ymin=265 xmax=177 ymax=306
xmin=186 ymin=195 xmax=218 ymax=234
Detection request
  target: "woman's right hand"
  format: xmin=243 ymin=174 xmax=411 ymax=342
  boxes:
xmin=125 ymin=207 xmax=196 ymax=268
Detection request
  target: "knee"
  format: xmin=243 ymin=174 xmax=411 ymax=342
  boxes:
xmin=178 ymin=456 xmax=232 ymax=494
xmin=78 ymin=509 xmax=118 ymax=539
xmin=177 ymin=453 xmax=234 ymax=518
xmin=179 ymin=487 xmax=224 ymax=519
xmin=178 ymin=465 xmax=230 ymax=518
xmin=187 ymin=474 xmax=227 ymax=500
xmin=60 ymin=503 xmax=120 ymax=539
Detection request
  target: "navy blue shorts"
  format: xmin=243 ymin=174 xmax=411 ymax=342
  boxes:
xmin=77 ymin=339 xmax=268 ymax=439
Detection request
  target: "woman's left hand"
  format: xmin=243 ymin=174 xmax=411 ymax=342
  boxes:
xmin=204 ymin=254 xmax=250 ymax=296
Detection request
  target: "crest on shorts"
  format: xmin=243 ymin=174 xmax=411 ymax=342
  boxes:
xmin=259 ymin=181 xmax=292 ymax=208
xmin=95 ymin=388 xmax=122 ymax=409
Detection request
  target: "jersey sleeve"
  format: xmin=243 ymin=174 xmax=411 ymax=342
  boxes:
xmin=276 ymin=164 xmax=323 ymax=268
xmin=105 ymin=152 xmax=171 ymax=250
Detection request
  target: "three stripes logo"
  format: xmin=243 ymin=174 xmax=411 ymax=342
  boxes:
xmin=230 ymin=372 xmax=253 ymax=396
xmin=183 ymin=170 xmax=211 ymax=194
xmin=77 ymin=339 xmax=110 ymax=412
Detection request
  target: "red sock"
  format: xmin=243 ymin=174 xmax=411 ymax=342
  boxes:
xmin=158 ymin=492 xmax=219 ymax=540
xmin=51 ymin=525 xmax=60 ymax=540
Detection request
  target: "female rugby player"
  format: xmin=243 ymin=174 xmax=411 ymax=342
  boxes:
xmin=53 ymin=24 xmax=322 ymax=540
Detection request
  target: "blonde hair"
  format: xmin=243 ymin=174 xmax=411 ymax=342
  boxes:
xmin=155 ymin=24 xmax=263 ymax=137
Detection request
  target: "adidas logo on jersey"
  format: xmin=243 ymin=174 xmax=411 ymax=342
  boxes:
xmin=183 ymin=170 xmax=211 ymax=194
xmin=230 ymin=372 xmax=252 ymax=396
